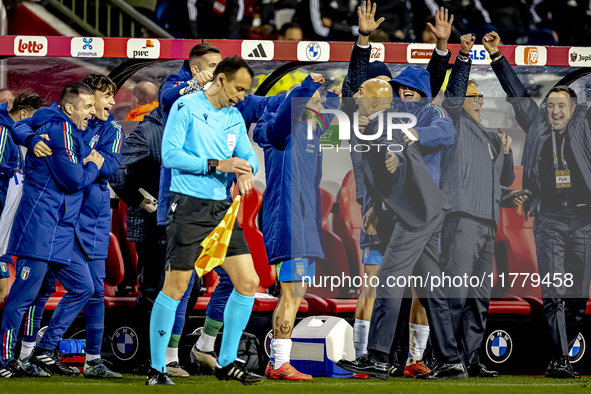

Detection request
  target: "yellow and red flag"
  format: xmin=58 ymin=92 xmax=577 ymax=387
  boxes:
xmin=194 ymin=195 xmax=241 ymax=277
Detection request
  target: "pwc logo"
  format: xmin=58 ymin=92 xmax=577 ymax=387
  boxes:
xmin=515 ymin=46 xmax=547 ymax=66
xmin=369 ymin=43 xmax=385 ymax=63
xmin=14 ymin=36 xmax=48 ymax=56
xmin=126 ymin=38 xmax=160 ymax=59
xmin=406 ymin=44 xmax=435 ymax=64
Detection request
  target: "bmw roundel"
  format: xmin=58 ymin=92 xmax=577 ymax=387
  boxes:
xmin=264 ymin=330 xmax=273 ymax=357
xmin=486 ymin=330 xmax=513 ymax=363
xmin=569 ymin=333 xmax=585 ymax=363
xmin=111 ymin=326 xmax=139 ymax=361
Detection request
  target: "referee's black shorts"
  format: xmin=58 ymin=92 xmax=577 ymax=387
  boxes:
xmin=165 ymin=192 xmax=250 ymax=271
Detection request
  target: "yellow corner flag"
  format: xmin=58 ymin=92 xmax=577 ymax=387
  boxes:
xmin=194 ymin=195 xmax=241 ymax=277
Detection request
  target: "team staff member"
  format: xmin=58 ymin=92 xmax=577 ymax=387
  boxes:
xmin=343 ymin=3 xmax=454 ymax=378
xmin=253 ymin=74 xmax=339 ymax=380
xmin=488 ymin=30 xmax=591 ymax=378
xmin=0 ymin=93 xmax=47 ymax=303
xmin=441 ymin=34 xmax=523 ymax=378
xmin=337 ymin=79 xmax=465 ymax=380
xmin=17 ymin=75 xmax=123 ymax=378
xmin=147 ymin=56 xmax=262 ymax=386
xmin=0 ymin=83 xmax=104 ymax=378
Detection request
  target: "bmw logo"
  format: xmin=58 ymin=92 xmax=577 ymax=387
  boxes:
xmin=306 ymin=43 xmax=321 ymax=61
xmin=485 ymin=330 xmax=513 ymax=364
xmin=264 ymin=330 xmax=273 ymax=357
xmin=569 ymin=333 xmax=585 ymax=364
xmin=111 ymin=326 xmax=139 ymax=361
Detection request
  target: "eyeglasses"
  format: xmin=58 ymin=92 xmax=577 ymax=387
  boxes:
xmin=466 ymin=94 xmax=484 ymax=102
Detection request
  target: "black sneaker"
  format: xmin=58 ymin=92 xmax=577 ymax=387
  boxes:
xmin=336 ymin=352 xmax=390 ymax=380
xmin=146 ymin=367 xmax=175 ymax=385
xmin=0 ymin=359 xmax=26 ymax=378
xmin=215 ymin=360 xmax=263 ymax=385
xmin=31 ymin=347 xmax=77 ymax=376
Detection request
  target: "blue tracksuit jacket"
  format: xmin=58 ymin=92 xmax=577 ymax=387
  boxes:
xmin=253 ymin=75 xmax=339 ymax=264
xmin=0 ymin=103 xmax=22 ymax=212
xmin=7 ymin=104 xmax=100 ymax=265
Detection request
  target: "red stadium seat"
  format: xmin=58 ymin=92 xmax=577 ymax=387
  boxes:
xmin=304 ymin=294 xmax=332 ymax=315
xmin=254 ymin=295 xmax=309 ymax=313
xmin=104 ymin=232 xmax=136 ymax=309
xmin=310 ymin=188 xmax=351 ymax=299
xmin=494 ymin=167 xmax=541 ymax=299
xmin=488 ymin=296 xmax=531 ymax=315
xmin=232 ymin=186 xmax=276 ymax=291
xmin=332 ymin=170 xmax=363 ymax=281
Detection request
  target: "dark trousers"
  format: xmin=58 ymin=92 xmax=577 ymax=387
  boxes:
xmin=368 ymin=210 xmax=461 ymax=364
xmin=134 ymin=239 xmax=167 ymax=360
xmin=441 ymin=215 xmax=495 ymax=366
xmin=533 ymin=207 xmax=591 ymax=358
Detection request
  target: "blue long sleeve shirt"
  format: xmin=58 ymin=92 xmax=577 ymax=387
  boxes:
xmin=162 ymin=91 xmax=258 ymax=201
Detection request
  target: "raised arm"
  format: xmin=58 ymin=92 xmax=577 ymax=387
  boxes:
xmin=342 ymin=0 xmax=384 ymax=99
xmin=425 ymin=7 xmax=454 ymax=96
xmin=443 ymin=34 xmax=475 ymax=121
xmin=267 ymin=74 xmax=324 ymax=150
xmin=485 ymin=31 xmax=542 ymax=133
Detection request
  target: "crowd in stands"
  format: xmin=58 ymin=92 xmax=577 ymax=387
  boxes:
xmin=144 ymin=0 xmax=591 ymax=46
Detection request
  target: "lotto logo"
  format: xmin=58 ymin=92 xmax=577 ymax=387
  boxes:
xmin=14 ymin=36 xmax=48 ymax=56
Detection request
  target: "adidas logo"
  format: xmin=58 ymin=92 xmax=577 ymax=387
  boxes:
xmin=248 ymin=43 xmax=268 ymax=59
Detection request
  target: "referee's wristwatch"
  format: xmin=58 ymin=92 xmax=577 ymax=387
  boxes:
xmin=208 ymin=159 xmax=219 ymax=173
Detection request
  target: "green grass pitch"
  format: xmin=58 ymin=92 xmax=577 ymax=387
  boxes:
xmin=1 ymin=375 xmax=591 ymax=394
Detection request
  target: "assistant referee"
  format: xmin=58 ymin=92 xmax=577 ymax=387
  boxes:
xmin=146 ymin=56 xmax=262 ymax=386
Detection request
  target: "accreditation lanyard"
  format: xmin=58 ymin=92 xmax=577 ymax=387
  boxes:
xmin=552 ymin=131 xmax=571 ymax=188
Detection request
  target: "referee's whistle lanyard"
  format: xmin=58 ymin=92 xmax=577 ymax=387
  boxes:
xmin=551 ymin=131 xmax=568 ymax=172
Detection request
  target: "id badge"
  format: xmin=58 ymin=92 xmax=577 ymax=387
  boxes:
xmin=555 ymin=170 xmax=571 ymax=188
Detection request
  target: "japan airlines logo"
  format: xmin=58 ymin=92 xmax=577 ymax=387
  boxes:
xmin=14 ymin=36 xmax=47 ymax=56
xmin=515 ymin=46 xmax=547 ymax=66
xmin=241 ymin=40 xmax=274 ymax=61
xmin=71 ymin=37 xmax=105 ymax=58
xmin=127 ymin=38 xmax=160 ymax=58
xmin=370 ymin=43 xmax=385 ymax=63
xmin=297 ymin=41 xmax=330 ymax=62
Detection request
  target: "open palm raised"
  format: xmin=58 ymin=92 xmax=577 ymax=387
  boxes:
xmin=358 ymin=1 xmax=385 ymax=34
xmin=427 ymin=7 xmax=454 ymax=41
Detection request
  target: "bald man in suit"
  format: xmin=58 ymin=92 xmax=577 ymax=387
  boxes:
xmin=338 ymin=79 xmax=466 ymax=380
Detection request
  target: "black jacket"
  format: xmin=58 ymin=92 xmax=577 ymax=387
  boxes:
xmin=442 ymin=55 xmax=515 ymax=227
xmin=491 ymin=56 xmax=591 ymax=216
xmin=110 ymin=107 xmax=165 ymax=243
xmin=363 ymin=115 xmax=450 ymax=228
